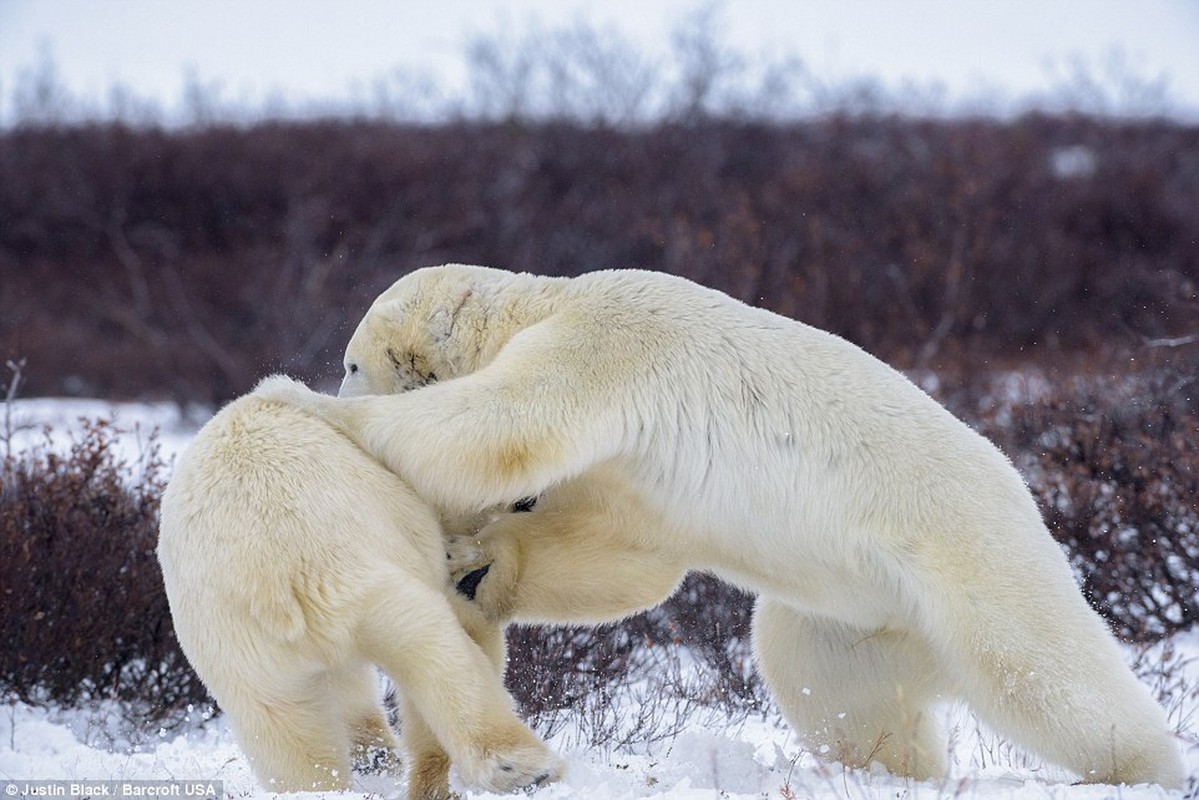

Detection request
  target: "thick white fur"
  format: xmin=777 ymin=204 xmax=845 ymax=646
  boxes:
xmin=260 ymin=264 xmax=1185 ymax=787
xmin=156 ymin=389 xmax=563 ymax=799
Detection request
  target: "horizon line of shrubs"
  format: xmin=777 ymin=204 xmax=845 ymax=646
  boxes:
xmin=2 ymin=114 xmax=1197 ymax=404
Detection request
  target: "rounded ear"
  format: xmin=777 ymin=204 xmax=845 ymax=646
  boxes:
xmin=373 ymin=298 xmax=406 ymax=326
xmin=344 ymin=303 xmax=390 ymax=365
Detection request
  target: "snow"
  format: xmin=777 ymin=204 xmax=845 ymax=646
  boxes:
xmin=3 ymin=691 xmax=1194 ymax=799
xmin=1 ymin=398 xmax=209 ymax=468
xmin=2 ymin=399 xmax=1196 ymax=798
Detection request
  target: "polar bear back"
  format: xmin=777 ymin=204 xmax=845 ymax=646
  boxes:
xmin=546 ymin=271 xmax=1044 ymax=552
xmin=158 ymin=392 xmax=448 ymax=666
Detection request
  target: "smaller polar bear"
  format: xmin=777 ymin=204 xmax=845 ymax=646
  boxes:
xmin=260 ymin=264 xmax=1185 ymax=788
xmin=156 ymin=387 xmax=563 ymax=799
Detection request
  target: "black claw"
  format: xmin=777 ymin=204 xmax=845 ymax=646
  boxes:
xmin=512 ymin=496 xmax=538 ymax=513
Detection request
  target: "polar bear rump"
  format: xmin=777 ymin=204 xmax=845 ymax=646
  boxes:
xmin=155 ymin=388 xmax=561 ymax=798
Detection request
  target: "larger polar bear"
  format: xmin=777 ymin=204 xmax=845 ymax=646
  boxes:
xmin=156 ymin=387 xmax=563 ymax=799
xmin=260 ymin=264 xmax=1184 ymax=787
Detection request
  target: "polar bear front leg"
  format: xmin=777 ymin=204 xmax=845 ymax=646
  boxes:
xmin=255 ymin=323 xmax=624 ymax=515
xmin=446 ymin=491 xmax=688 ymax=627
xmin=445 ymin=527 xmax=521 ymax=624
xmin=401 ymin=703 xmax=454 ymax=800
xmin=752 ymin=599 xmax=948 ymax=781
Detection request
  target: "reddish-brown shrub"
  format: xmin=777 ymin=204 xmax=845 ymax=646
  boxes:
xmin=977 ymin=371 xmax=1199 ymax=642
xmin=2 ymin=117 xmax=1196 ymax=401
xmin=0 ymin=417 xmax=208 ymax=717
xmin=504 ymin=573 xmax=760 ymax=722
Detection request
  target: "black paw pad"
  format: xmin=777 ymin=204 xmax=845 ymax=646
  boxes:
xmin=456 ymin=564 xmax=491 ymax=600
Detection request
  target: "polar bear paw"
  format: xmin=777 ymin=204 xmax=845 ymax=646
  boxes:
xmin=463 ymin=741 xmax=565 ymax=794
xmin=446 ymin=535 xmax=492 ymax=601
xmin=445 ymin=534 xmax=488 ymax=583
xmin=253 ymin=374 xmax=319 ymax=405
xmin=253 ymin=374 xmax=346 ymax=425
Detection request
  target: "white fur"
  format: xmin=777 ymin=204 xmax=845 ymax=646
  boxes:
xmin=156 ymin=389 xmax=563 ymax=799
xmin=259 ymin=264 xmax=1184 ymax=787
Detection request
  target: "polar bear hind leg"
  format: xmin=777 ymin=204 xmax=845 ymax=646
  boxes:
xmin=401 ymin=698 xmax=455 ymax=800
xmin=217 ymin=659 xmax=402 ymax=790
xmin=354 ymin=574 xmax=561 ymax=794
xmin=334 ymin=664 xmax=402 ymax=774
xmin=396 ymin=594 xmax=515 ymax=800
xmin=914 ymin=565 xmax=1185 ymax=788
xmin=753 ymin=600 xmax=948 ymax=780
xmin=224 ymin=681 xmax=355 ymax=792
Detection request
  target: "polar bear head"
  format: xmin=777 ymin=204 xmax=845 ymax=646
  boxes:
xmin=338 ymin=264 xmax=525 ymax=397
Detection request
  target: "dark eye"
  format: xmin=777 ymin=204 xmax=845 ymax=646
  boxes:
xmin=348 ymin=363 xmax=359 ymax=374
xmin=512 ymin=496 xmax=538 ymax=513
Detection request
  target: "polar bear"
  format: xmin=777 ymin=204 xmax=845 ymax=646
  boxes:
xmin=258 ymin=264 xmax=1185 ymax=787
xmin=156 ymin=387 xmax=563 ymax=799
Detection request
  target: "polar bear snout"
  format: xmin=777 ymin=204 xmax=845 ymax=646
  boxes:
xmin=337 ymin=365 xmax=368 ymax=398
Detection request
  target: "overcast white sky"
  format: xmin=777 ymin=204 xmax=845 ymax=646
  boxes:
xmin=1 ymin=0 xmax=1197 ymax=121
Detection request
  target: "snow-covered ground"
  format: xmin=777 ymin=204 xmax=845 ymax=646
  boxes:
xmin=2 ymin=398 xmax=1197 ymax=799
xmin=1 ymin=694 xmax=1190 ymax=800
xmin=3 ymin=652 xmax=1196 ymax=800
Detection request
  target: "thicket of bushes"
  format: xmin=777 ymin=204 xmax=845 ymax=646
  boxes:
xmin=2 ymin=115 xmax=1197 ymax=403
xmin=0 ymin=414 xmax=207 ymax=718
xmin=979 ymin=372 xmax=1199 ymax=641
